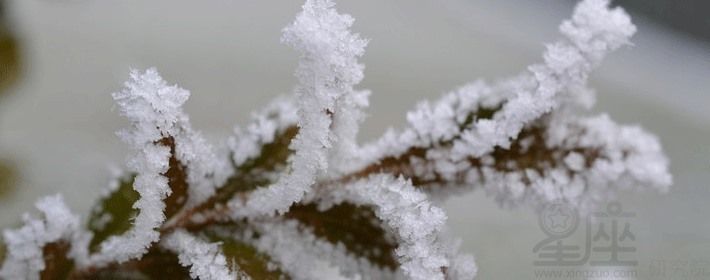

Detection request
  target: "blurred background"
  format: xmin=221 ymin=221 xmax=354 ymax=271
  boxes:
xmin=0 ymin=0 xmax=707 ymax=278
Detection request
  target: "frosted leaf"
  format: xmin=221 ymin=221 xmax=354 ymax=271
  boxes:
xmin=162 ymin=230 xmax=239 ymax=280
xmin=93 ymin=68 xmax=231 ymax=265
xmin=86 ymin=172 xmax=139 ymax=253
xmin=346 ymin=0 xmax=670 ymax=211
xmin=458 ymin=112 xmax=672 ymax=212
xmin=245 ymin=219 xmax=396 ymax=280
xmin=308 ymin=175 xmax=451 ymax=280
xmin=452 ymin=0 xmax=634 ymax=158
xmin=229 ymin=0 xmax=368 ymax=217
xmin=285 ymin=202 xmax=400 ymax=270
xmin=0 ymin=195 xmax=87 ymax=280
xmin=356 ymin=0 xmax=636 ymax=165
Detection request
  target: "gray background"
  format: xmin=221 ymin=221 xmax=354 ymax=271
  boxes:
xmin=0 ymin=0 xmax=708 ymax=278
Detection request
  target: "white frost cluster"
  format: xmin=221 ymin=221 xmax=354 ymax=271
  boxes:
xmin=93 ymin=68 xmax=231 ymax=265
xmin=0 ymin=195 xmax=87 ymax=280
xmin=229 ymin=0 xmax=369 ymax=217
xmin=162 ymin=230 xmax=239 ymax=280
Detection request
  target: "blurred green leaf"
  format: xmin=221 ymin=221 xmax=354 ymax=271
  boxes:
xmin=86 ymin=176 xmax=139 ymax=253
xmin=286 ymin=203 xmax=398 ymax=270
xmin=0 ymin=160 xmax=16 ymax=199
xmin=0 ymin=237 xmax=5 ymax=266
xmin=40 ymin=241 xmax=74 ymax=280
xmin=0 ymin=20 xmax=21 ymax=94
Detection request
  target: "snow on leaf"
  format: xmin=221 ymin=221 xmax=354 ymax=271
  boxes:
xmin=203 ymin=227 xmax=285 ymax=279
xmin=173 ymin=124 xmax=299 ymax=231
xmin=245 ymin=219 xmax=395 ymax=280
xmin=347 ymin=0 xmax=669 ymax=212
xmin=221 ymin=126 xmax=298 ymax=203
xmin=0 ymin=195 xmax=86 ymax=280
xmin=162 ymin=230 xmax=238 ymax=280
xmin=357 ymin=0 xmax=637 ymax=163
xmin=308 ymin=175 xmax=451 ymax=280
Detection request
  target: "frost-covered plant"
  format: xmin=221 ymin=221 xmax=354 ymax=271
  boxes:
xmin=0 ymin=0 xmax=671 ymax=279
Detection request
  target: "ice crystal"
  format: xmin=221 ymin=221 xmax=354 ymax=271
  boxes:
xmin=163 ymin=230 xmax=238 ymax=280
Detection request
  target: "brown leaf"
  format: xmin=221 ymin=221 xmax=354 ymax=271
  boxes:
xmin=72 ymin=248 xmax=191 ymax=280
xmin=158 ymin=137 xmax=189 ymax=220
xmin=286 ymin=203 xmax=398 ymax=270
xmin=40 ymin=241 xmax=74 ymax=280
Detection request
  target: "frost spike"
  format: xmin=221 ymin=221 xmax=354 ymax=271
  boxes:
xmin=229 ymin=0 xmax=368 ymax=217
xmin=92 ymin=68 xmax=230 ymax=265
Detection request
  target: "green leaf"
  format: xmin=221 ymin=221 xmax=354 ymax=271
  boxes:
xmin=0 ymin=160 xmax=16 ymax=199
xmin=0 ymin=23 xmax=21 ymax=94
xmin=205 ymin=231 xmax=286 ymax=279
xmin=86 ymin=176 xmax=140 ymax=253
xmin=286 ymin=203 xmax=398 ymax=270
xmin=40 ymin=241 xmax=74 ymax=280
